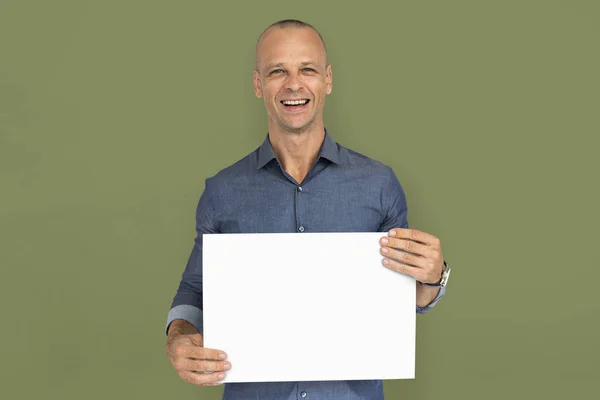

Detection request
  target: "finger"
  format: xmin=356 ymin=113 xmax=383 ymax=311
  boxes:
xmin=178 ymin=359 xmax=232 ymax=373
xmin=382 ymin=257 xmax=425 ymax=281
xmin=181 ymin=346 xmax=227 ymax=361
xmin=380 ymin=237 xmax=430 ymax=257
xmin=388 ymin=228 xmax=440 ymax=247
xmin=380 ymin=247 xmax=427 ymax=268
xmin=180 ymin=370 xmax=226 ymax=386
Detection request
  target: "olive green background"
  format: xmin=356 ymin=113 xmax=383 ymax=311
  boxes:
xmin=1 ymin=0 xmax=598 ymax=399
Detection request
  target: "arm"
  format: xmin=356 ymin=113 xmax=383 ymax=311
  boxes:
xmin=166 ymin=178 xmax=219 ymax=336
xmin=417 ymin=284 xmax=443 ymax=309
xmin=165 ymin=179 xmax=231 ymax=386
xmin=416 ymin=283 xmax=446 ymax=313
xmin=378 ymin=167 xmax=447 ymax=314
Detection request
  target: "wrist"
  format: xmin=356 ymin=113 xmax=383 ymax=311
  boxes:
xmin=167 ymin=319 xmax=199 ymax=337
xmin=416 ymin=283 xmax=440 ymax=307
xmin=419 ymin=260 xmax=450 ymax=288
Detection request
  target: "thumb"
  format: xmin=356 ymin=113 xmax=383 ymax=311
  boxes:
xmin=189 ymin=333 xmax=204 ymax=347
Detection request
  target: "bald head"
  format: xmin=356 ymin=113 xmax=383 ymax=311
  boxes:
xmin=255 ymin=19 xmax=328 ymax=70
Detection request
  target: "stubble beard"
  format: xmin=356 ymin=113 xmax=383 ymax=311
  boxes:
xmin=277 ymin=110 xmax=320 ymax=135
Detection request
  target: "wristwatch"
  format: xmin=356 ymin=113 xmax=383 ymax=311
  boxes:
xmin=419 ymin=260 xmax=451 ymax=288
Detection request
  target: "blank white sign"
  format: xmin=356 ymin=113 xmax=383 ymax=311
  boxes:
xmin=202 ymin=232 xmax=416 ymax=383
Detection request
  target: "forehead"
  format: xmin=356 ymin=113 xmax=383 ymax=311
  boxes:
xmin=257 ymin=27 xmax=326 ymax=69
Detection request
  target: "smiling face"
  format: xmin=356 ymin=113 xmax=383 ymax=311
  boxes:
xmin=253 ymin=27 xmax=332 ymax=134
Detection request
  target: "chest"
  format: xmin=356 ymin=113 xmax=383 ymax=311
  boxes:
xmin=217 ymin=176 xmax=385 ymax=234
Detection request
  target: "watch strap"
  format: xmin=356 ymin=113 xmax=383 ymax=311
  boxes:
xmin=419 ymin=260 xmax=450 ymax=288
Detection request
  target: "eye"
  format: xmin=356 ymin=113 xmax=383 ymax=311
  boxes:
xmin=270 ymin=69 xmax=284 ymax=75
xmin=302 ymin=68 xmax=315 ymax=72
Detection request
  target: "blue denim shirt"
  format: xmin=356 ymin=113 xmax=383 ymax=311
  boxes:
xmin=166 ymin=129 xmax=445 ymax=400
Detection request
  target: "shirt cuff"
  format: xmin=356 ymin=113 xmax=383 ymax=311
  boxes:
xmin=416 ymin=285 xmax=446 ymax=314
xmin=165 ymin=304 xmax=203 ymax=336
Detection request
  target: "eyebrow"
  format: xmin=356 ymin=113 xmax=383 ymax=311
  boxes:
xmin=264 ymin=61 xmax=319 ymax=70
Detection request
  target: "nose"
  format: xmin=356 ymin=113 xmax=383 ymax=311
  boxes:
xmin=285 ymin=71 xmax=303 ymax=92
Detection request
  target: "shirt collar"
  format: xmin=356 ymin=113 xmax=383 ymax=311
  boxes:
xmin=256 ymin=128 xmax=341 ymax=169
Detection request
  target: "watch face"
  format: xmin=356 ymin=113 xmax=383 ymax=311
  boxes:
xmin=441 ymin=267 xmax=451 ymax=286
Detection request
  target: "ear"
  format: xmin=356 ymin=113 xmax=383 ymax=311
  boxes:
xmin=325 ymin=64 xmax=332 ymax=95
xmin=253 ymin=69 xmax=263 ymax=98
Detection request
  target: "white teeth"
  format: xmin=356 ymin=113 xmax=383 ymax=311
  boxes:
xmin=282 ymin=99 xmax=308 ymax=105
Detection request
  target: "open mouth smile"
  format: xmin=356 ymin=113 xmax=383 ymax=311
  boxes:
xmin=280 ymin=99 xmax=310 ymax=112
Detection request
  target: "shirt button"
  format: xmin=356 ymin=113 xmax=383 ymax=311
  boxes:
xmin=300 ymin=392 xmax=307 ymax=398
xmin=297 ymin=186 xmax=303 ymax=192
xmin=298 ymin=226 xmax=305 ymax=232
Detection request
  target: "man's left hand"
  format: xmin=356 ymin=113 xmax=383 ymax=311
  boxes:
xmin=379 ymin=228 xmax=444 ymax=285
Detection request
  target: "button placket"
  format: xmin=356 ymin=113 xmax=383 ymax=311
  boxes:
xmin=295 ymin=185 xmax=305 ymax=232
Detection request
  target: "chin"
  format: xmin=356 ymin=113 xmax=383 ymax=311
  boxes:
xmin=276 ymin=124 xmax=302 ymax=134
xmin=285 ymin=117 xmax=317 ymax=131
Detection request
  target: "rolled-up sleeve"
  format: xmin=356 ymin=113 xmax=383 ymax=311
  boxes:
xmin=165 ymin=178 xmax=219 ymax=335
xmin=416 ymin=285 xmax=446 ymax=314
xmin=379 ymin=167 xmax=446 ymax=314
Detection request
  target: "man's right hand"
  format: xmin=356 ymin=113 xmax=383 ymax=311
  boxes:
xmin=166 ymin=319 xmax=231 ymax=386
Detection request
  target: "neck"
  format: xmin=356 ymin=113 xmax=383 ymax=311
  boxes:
xmin=268 ymin=121 xmax=325 ymax=184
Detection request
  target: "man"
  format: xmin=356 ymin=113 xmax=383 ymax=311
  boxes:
xmin=165 ymin=19 xmax=449 ymax=400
